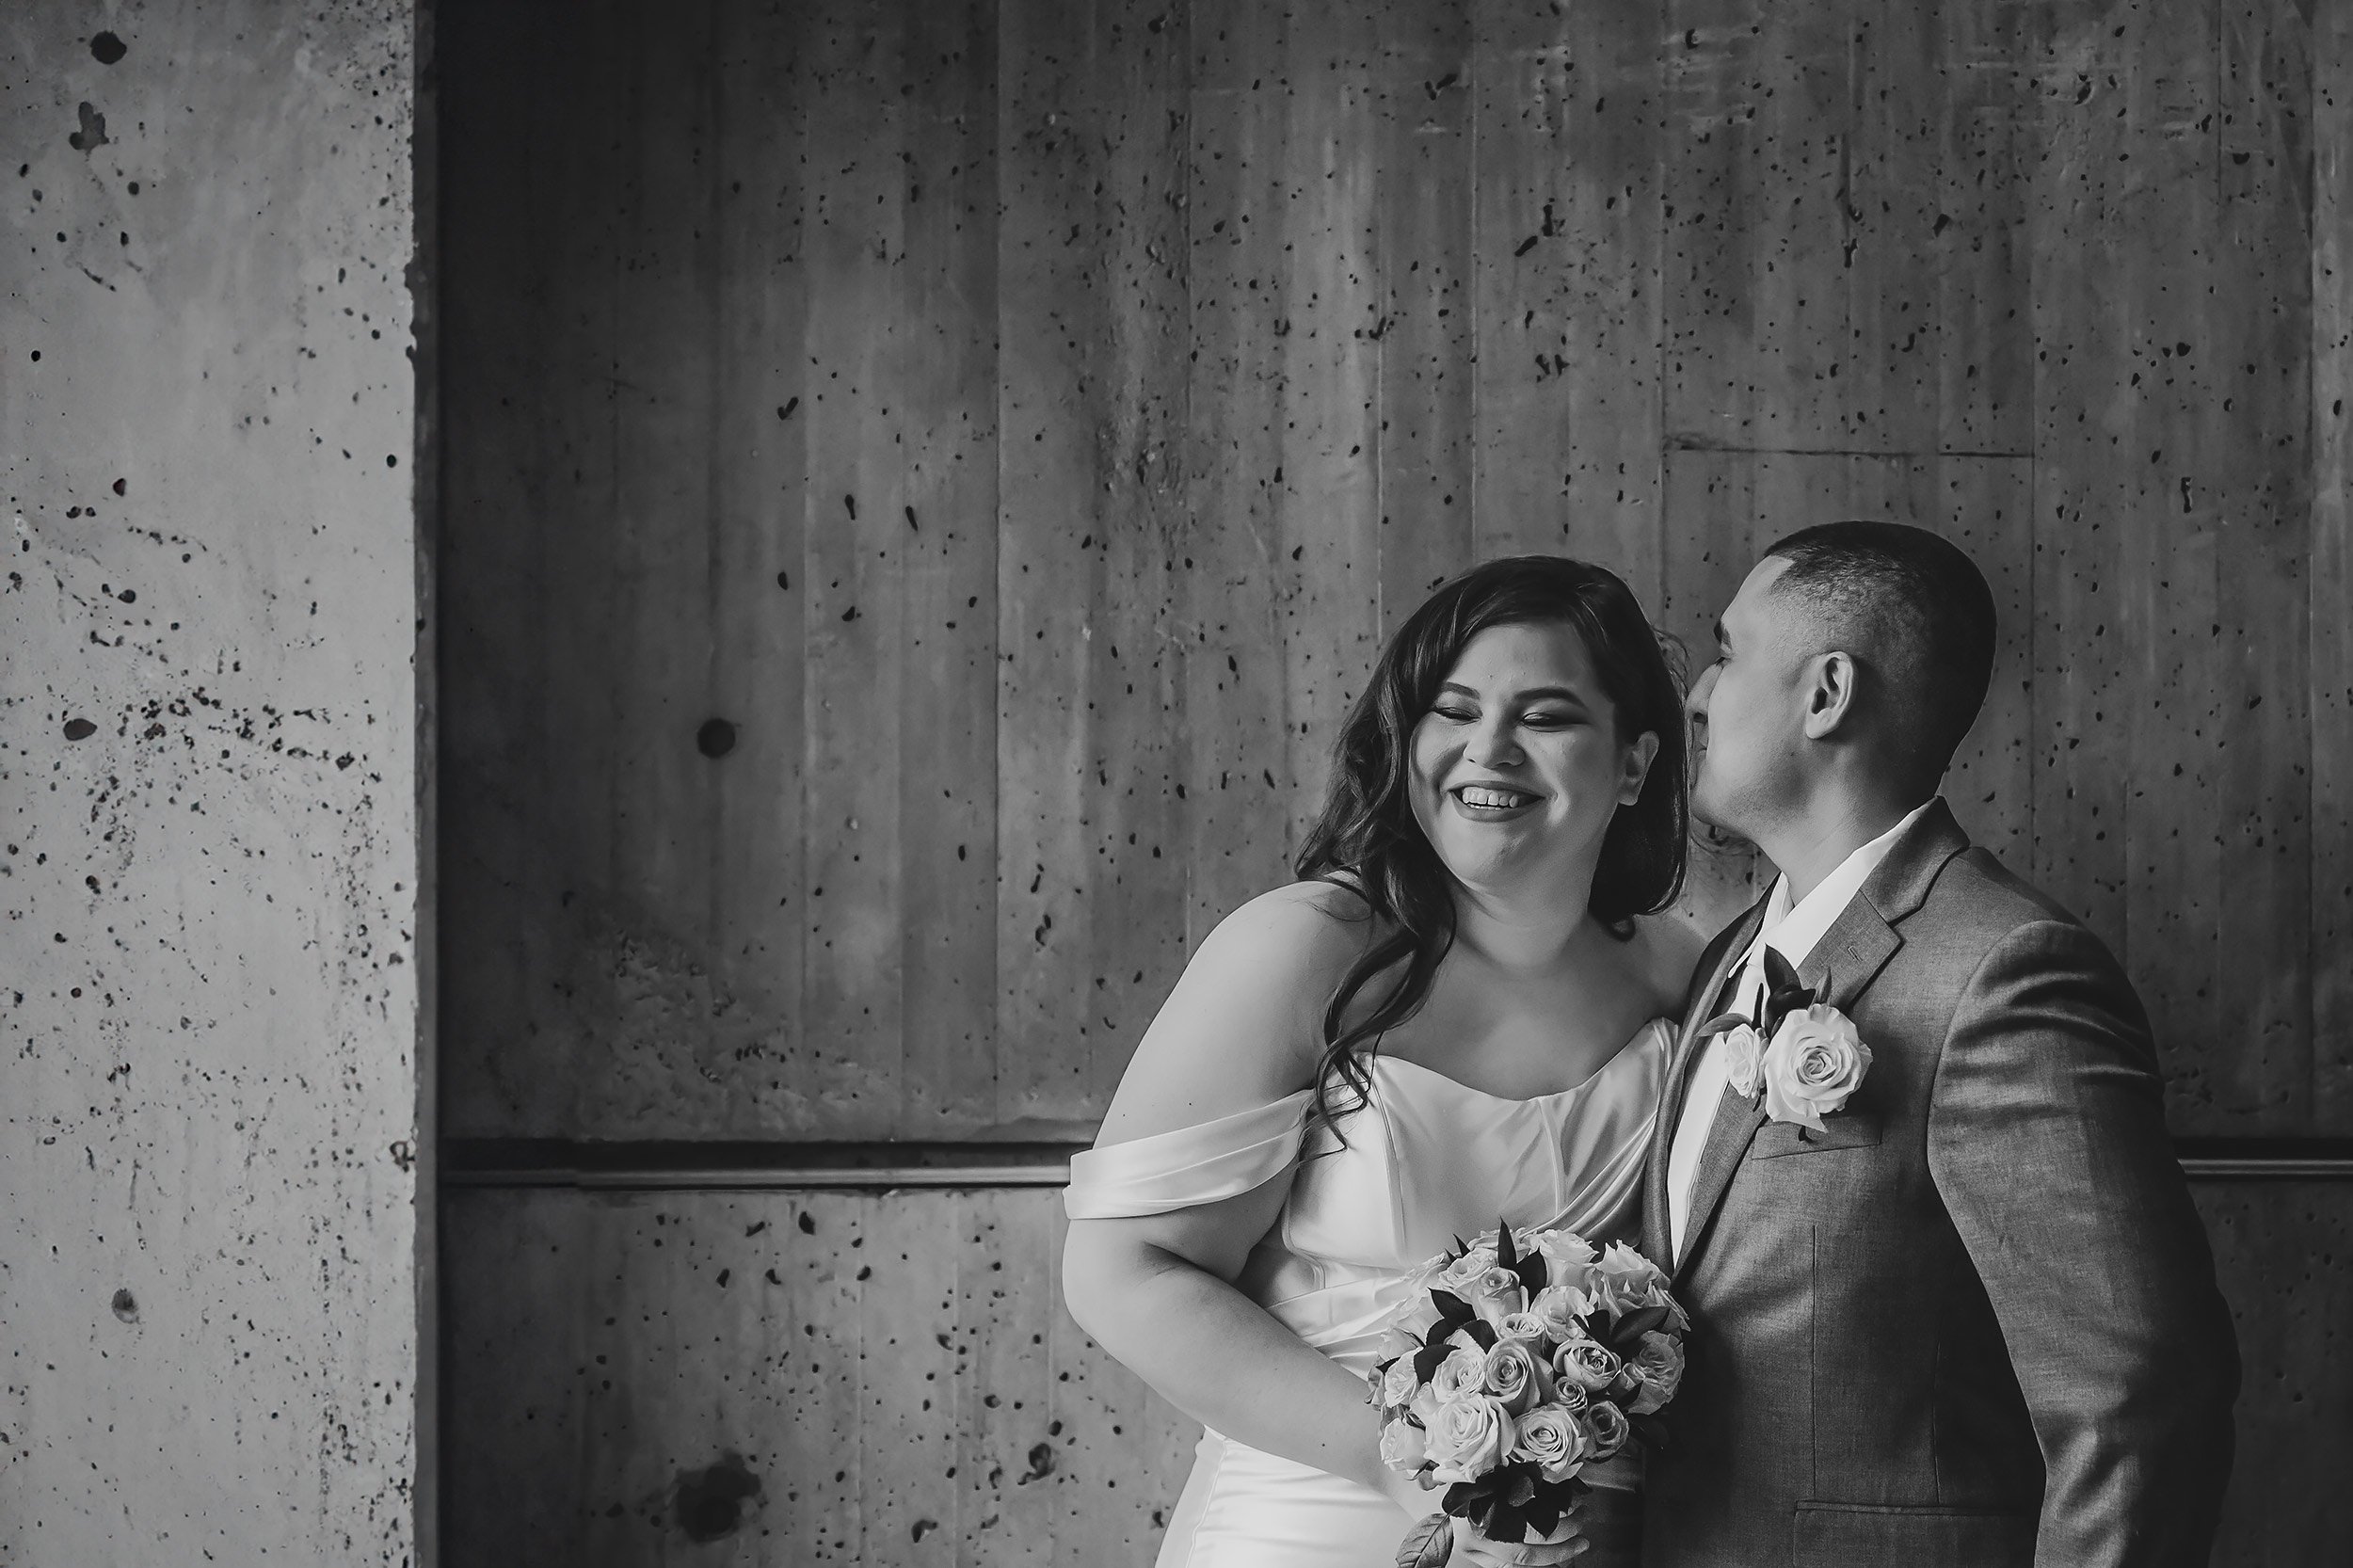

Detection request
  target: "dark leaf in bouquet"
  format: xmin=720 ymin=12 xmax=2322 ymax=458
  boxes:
xmin=1608 ymin=1303 xmax=1670 ymax=1350
xmin=1431 ymin=1288 xmax=1473 ymax=1325
xmin=1394 ymin=1513 xmax=1453 ymax=1568
xmin=1442 ymin=1480 xmax=1478 ymax=1516
xmin=1451 ymin=1235 xmax=1468 ymax=1260
xmin=1629 ymin=1413 xmax=1673 ymax=1451
xmin=1461 ymin=1318 xmax=1497 ymax=1352
xmin=1413 ymin=1340 xmax=1455 ymax=1384
xmin=1523 ymin=1496 xmax=1561 ymax=1540
xmin=1478 ymin=1497 xmax=1529 ymax=1544
xmin=1504 ymin=1465 xmax=1540 ymax=1507
xmin=1495 ymin=1222 xmax=1517 ymax=1271
xmin=1515 ymin=1251 xmax=1548 ymax=1294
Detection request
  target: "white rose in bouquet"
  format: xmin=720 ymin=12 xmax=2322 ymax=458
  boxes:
xmin=1593 ymin=1241 xmax=1670 ymax=1317
xmin=1529 ymin=1284 xmax=1591 ymax=1342
xmin=1463 ymin=1266 xmax=1527 ymax=1326
xmin=1553 ymin=1332 xmax=1622 ymax=1393
xmin=1435 ymin=1247 xmax=1499 ymax=1295
xmin=1497 ymin=1309 xmax=1550 ymax=1346
xmin=1507 ymin=1402 xmax=1590 ymax=1484
xmin=1425 ymin=1393 xmax=1516 ymax=1485
xmin=1625 ymin=1330 xmax=1687 ymax=1416
xmin=1534 ymin=1229 xmax=1598 ymax=1288
xmin=1481 ymin=1339 xmax=1547 ymax=1416
xmin=1380 ymin=1356 xmax=1421 ymax=1409
xmin=1583 ymin=1398 xmax=1632 ymax=1461
xmin=1379 ymin=1417 xmax=1430 ymax=1474
xmin=1430 ymin=1344 xmax=1488 ymax=1404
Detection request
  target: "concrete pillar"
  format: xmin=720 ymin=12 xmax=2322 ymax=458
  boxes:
xmin=0 ymin=3 xmax=423 ymax=1560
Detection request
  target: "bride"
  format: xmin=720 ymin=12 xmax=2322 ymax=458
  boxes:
xmin=1062 ymin=557 xmax=1700 ymax=1568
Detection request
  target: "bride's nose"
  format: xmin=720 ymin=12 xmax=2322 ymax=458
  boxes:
xmin=1465 ymin=716 xmax=1525 ymax=768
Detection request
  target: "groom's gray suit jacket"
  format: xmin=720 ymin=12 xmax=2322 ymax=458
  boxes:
xmin=1637 ymin=799 xmax=2237 ymax=1568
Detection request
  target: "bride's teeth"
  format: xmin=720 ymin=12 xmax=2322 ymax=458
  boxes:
xmin=1460 ymin=788 xmax=1529 ymax=808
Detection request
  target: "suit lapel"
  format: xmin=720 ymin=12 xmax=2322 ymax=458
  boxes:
xmin=1640 ymin=897 xmax=1768 ymax=1266
xmin=1668 ymin=799 xmax=1971 ymax=1283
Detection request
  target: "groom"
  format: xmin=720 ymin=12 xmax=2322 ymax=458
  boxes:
xmin=1639 ymin=523 xmax=2238 ymax=1567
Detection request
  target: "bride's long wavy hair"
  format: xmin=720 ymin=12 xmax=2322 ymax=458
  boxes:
xmin=1294 ymin=555 xmax=1689 ymax=1138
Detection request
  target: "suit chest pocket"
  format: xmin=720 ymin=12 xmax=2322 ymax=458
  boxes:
xmin=1749 ymin=1112 xmax=1881 ymax=1160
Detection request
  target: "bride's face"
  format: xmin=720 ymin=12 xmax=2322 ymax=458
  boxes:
xmin=1408 ymin=622 xmax=1658 ymax=902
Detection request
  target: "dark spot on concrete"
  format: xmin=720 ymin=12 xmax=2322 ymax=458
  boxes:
xmin=776 ymin=396 xmax=798 ymax=420
xmin=904 ymin=505 xmax=919 ymax=531
xmin=775 ymin=569 xmax=790 ymax=590
xmin=696 ymin=717 xmax=737 ymax=758
xmin=1016 ymin=1441 xmax=1056 ymax=1484
xmin=112 ymin=477 xmax=126 ymax=495
xmin=714 ymin=1268 xmax=730 ymax=1288
xmin=335 ymin=752 xmax=355 ymax=770
xmin=744 ymin=1220 xmax=768 ymax=1237
xmin=797 ymin=1210 xmax=815 ymax=1233
xmin=90 ymin=32 xmax=127 ymax=65
xmin=69 ymin=102 xmax=108 ymax=153
xmin=672 ymin=1451 xmax=762 ymax=1544
xmin=912 ymin=1519 xmax=939 ymax=1543
xmin=63 ymin=718 xmax=96 ymax=741
xmin=842 ymin=493 xmax=856 ymax=520
xmin=109 ymin=1288 xmax=137 ymax=1322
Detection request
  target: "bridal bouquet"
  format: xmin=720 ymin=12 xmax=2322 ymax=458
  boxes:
xmin=1369 ymin=1224 xmax=1687 ymax=1551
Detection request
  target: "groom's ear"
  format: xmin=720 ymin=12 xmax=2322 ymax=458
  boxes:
xmin=1800 ymin=650 xmax=1862 ymax=741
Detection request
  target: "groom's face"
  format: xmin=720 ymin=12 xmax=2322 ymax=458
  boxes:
xmin=1687 ymin=556 xmax=1812 ymax=836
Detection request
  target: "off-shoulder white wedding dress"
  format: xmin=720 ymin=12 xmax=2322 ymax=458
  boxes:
xmin=1064 ymin=1019 xmax=1671 ymax=1568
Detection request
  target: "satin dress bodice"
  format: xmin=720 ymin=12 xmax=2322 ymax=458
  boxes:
xmin=1064 ymin=1019 xmax=1672 ymax=1568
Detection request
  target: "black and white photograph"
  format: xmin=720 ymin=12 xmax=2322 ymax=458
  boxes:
xmin=3 ymin=2 xmax=2347 ymax=1563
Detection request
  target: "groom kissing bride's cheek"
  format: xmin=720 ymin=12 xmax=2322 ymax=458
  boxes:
xmin=1646 ymin=521 xmax=2238 ymax=1568
xmin=1059 ymin=528 xmax=2236 ymax=1568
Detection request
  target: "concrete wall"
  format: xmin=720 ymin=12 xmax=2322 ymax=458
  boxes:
xmin=0 ymin=4 xmax=420 ymax=1562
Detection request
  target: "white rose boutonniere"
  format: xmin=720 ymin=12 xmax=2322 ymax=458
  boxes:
xmin=1718 ymin=1022 xmax=1766 ymax=1099
xmin=1760 ymin=1001 xmax=1872 ymax=1133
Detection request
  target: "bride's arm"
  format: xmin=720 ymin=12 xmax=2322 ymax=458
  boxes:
xmin=1060 ymin=883 xmax=1417 ymax=1505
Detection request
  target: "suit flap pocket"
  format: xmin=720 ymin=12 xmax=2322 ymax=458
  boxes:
xmin=1749 ymin=1112 xmax=1881 ymax=1160
xmin=1792 ymin=1503 xmax=2033 ymax=1568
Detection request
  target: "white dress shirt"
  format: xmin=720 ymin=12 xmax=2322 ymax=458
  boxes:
xmin=1665 ymin=801 xmax=1933 ymax=1261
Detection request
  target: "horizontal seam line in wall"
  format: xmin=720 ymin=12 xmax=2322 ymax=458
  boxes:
xmin=436 ymin=1140 xmax=2353 ymax=1189
xmin=1662 ymin=435 xmax=2033 ymax=458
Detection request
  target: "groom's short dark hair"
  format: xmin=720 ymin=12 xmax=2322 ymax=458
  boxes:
xmin=1762 ymin=520 xmax=1997 ymax=788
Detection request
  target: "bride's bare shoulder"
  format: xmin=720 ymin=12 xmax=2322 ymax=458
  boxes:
xmin=1192 ymin=878 xmax=1381 ymax=986
xmin=1095 ymin=881 xmax=1379 ymax=1136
